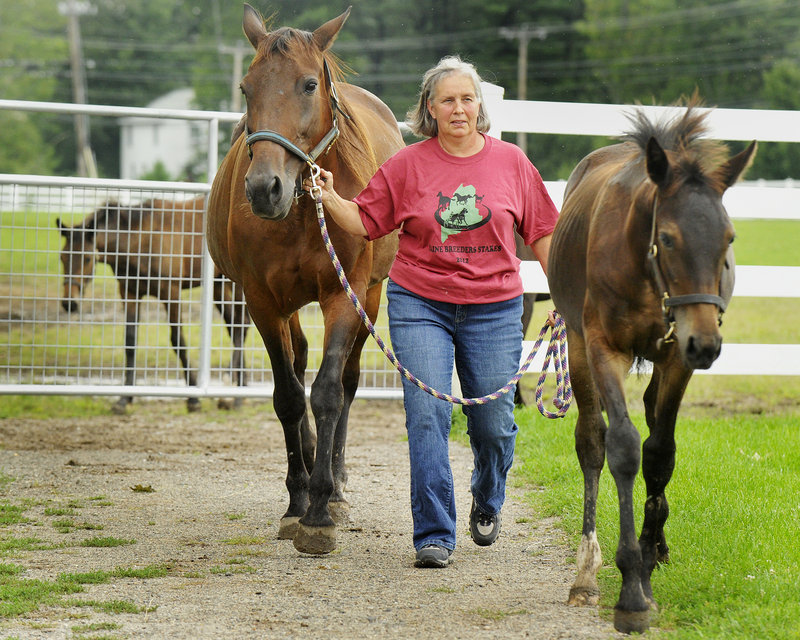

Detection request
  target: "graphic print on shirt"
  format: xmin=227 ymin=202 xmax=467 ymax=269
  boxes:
xmin=434 ymin=183 xmax=491 ymax=243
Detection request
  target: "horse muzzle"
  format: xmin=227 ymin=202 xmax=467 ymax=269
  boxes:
xmin=681 ymin=331 xmax=722 ymax=369
xmin=244 ymin=171 xmax=294 ymax=221
xmin=61 ymin=298 xmax=79 ymax=313
xmin=673 ymin=305 xmax=724 ymax=370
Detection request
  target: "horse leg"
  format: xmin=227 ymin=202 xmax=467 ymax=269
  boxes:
xmin=638 ymin=361 xmax=691 ymax=607
xmin=254 ymin=311 xmax=311 ymax=540
xmin=294 ymin=296 xmax=362 ymax=555
xmin=214 ymin=279 xmax=249 ymax=410
xmin=515 ymin=292 xmax=535 ymax=405
xmin=289 ymin=312 xmax=316 ymax=473
xmin=112 ymin=297 xmax=139 ymax=415
xmin=164 ymin=297 xmax=200 ymax=412
xmin=566 ymin=329 xmax=607 ymax=607
xmin=324 ymin=283 xmax=382 ymax=524
xmin=586 ymin=332 xmax=650 ymax=634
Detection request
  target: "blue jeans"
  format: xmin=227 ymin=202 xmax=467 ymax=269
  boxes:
xmin=387 ymin=280 xmax=522 ymax=551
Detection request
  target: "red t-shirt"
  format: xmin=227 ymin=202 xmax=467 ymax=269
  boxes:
xmin=354 ymin=135 xmax=559 ymax=304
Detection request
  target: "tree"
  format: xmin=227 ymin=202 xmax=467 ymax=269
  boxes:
xmin=0 ymin=0 xmax=68 ymax=174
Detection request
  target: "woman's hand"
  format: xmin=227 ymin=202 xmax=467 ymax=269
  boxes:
xmin=301 ymin=167 xmax=367 ymax=237
xmin=304 ymin=168 xmax=335 ymax=204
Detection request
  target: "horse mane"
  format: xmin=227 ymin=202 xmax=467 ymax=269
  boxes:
xmin=622 ymin=94 xmax=731 ymax=193
xmin=86 ymin=201 xmax=146 ymax=231
xmin=253 ymin=24 xmax=380 ymax=187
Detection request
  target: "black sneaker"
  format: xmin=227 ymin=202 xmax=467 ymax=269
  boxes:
xmin=414 ymin=544 xmax=453 ymax=568
xmin=469 ymin=499 xmax=501 ymax=546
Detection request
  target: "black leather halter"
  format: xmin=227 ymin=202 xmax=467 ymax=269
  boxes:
xmin=646 ymin=194 xmax=727 ymax=345
xmin=244 ymin=59 xmax=341 ymax=167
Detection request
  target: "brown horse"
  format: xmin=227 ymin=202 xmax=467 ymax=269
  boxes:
xmin=205 ymin=5 xmax=403 ymax=554
xmin=57 ymin=197 xmax=250 ymax=414
xmin=514 ymin=235 xmax=551 ymax=405
xmin=548 ymin=103 xmax=755 ymax=633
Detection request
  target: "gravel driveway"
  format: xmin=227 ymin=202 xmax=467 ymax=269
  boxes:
xmin=0 ymin=399 xmax=621 ymax=639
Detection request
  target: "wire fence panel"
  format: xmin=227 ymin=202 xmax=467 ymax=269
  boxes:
xmin=0 ymin=181 xmax=402 ymax=399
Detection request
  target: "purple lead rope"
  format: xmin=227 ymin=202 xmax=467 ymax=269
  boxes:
xmin=309 ymin=176 xmax=571 ymax=418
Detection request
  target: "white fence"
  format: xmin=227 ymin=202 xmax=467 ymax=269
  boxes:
xmin=0 ymin=89 xmax=798 ymax=405
xmin=475 ymin=85 xmax=800 ymax=377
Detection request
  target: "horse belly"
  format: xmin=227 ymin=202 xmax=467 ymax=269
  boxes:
xmin=548 ymin=205 xmax=590 ymax=334
xmin=206 ymin=145 xmax=245 ymax=284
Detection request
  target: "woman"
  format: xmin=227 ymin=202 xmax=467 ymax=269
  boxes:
xmin=307 ymin=56 xmax=558 ymax=568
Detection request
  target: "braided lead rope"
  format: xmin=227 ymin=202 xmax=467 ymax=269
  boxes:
xmin=308 ymin=171 xmax=571 ymax=416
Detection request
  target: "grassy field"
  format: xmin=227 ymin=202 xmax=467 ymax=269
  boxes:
xmin=502 ymin=398 xmax=800 ymax=639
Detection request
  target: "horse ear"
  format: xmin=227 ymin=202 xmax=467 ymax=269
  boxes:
xmin=56 ymin=217 xmax=68 ymax=236
xmin=312 ymin=6 xmax=351 ymax=52
xmin=645 ymin=136 xmax=671 ymax=187
xmin=242 ymin=3 xmax=267 ymax=50
xmin=716 ymin=140 xmax=757 ymax=190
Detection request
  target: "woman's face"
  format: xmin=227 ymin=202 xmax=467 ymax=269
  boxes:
xmin=427 ymin=73 xmax=480 ymax=141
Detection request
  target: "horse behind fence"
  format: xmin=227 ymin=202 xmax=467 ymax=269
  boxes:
xmin=57 ymin=196 xmax=250 ymax=414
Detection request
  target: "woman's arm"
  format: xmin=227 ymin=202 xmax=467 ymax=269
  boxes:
xmin=530 ymin=233 xmax=552 ymax=276
xmin=306 ymin=168 xmax=368 ymax=237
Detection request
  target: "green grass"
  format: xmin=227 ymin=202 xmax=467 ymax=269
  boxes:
xmin=499 ymin=402 xmax=800 ymax=639
xmin=729 ymin=219 xmax=800 ymax=266
xmin=79 ymin=536 xmax=135 ymax=548
xmin=0 ymin=395 xmax=111 ymax=419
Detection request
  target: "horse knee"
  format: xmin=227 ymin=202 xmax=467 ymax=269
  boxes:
xmin=605 ymin=420 xmax=641 ymax=480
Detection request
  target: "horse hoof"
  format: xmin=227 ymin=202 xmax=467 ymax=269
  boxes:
xmin=111 ymin=401 xmax=129 ymax=416
xmin=293 ymin=522 xmax=337 ymax=555
xmin=328 ymin=500 xmax=350 ymax=525
xmin=568 ymin=587 xmax=600 ymax=607
xmin=187 ymin=398 xmax=202 ymax=412
xmin=278 ymin=516 xmax=300 ymax=540
xmin=614 ymin=608 xmax=650 ymax=634
xmin=217 ymin=397 xmax=242 ymax=410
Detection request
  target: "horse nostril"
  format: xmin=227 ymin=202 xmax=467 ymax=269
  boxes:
xmin=62 ymin=299 xmax=78 ymax=313
xmin=268 ymin=176 xmax=282 ymax=205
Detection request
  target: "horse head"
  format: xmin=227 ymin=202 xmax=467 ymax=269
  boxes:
xmin=644 ymin=133 xmax=756 ymax=369
xmin=56 ymin=217 xmax=97 ymax=313
xmin=239 ymin=4 xmax=349 ymax=220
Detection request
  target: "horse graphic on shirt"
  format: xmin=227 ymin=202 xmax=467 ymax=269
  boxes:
xmin=433 ymin=184 xmax=491 ymax=242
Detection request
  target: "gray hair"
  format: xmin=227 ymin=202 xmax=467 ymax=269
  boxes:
xmin=405 ymin=55 xmax=491 ymax=138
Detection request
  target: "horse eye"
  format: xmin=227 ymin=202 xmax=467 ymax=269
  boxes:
xmin=658 ymin=232 xmax=674 ymax=249
xmin=304 ymin=80 xmax=318 ymax=95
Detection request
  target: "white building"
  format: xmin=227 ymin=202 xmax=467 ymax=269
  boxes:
xmin=119 ymin=88 xmax=204 ymax=180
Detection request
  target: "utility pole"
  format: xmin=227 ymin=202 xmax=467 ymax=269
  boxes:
xmin=499 ymin=24 xmax=547 ymax=157
xmin=219 ymin=42 xmax=248 ymax=112
xmin=59 ymin=0 xmax=97 ymax=177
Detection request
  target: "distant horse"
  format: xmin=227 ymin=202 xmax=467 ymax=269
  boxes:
xmin=548 ymin=103 xmax=755 ymax=633
xmin=205 ymin=5 xmax=403 ymax=554
xmin=57 ymin=197 xmax=250 ymax=414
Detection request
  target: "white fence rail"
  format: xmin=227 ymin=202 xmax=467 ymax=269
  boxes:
xmin=0 ymin=91 xmax=798 ymax=405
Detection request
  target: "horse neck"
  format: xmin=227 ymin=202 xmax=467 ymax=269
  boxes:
xmin=625 ymin=182 xmax=657 ymax=259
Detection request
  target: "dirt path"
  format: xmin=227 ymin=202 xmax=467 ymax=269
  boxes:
xmin=0 ymin=399 xmax=620 ymax=639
